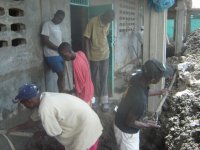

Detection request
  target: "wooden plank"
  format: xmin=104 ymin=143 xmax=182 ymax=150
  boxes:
xmin=0 ymin=130 xmax=33 ymax=137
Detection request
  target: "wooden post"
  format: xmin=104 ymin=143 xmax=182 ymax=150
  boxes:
xmin=186 ymin=10 xmax=191 ymax=36
xmin=143 ymin=0 xmax=167 ymax=113
xmin=175 ymin=0 xmax=187 ymax=54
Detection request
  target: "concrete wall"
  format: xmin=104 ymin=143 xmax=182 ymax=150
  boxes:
xmin=0 ymin=0 xmax=72 ymax=120
xmin=0 ymin=0 xmax=44 ymax=120
xmin=115 ymin=0 xmax=141 ymax=70
xmin=0 ymin=0 xmax=71 ymax=148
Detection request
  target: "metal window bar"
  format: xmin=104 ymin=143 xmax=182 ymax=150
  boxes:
xmin=70 ymin=0 xmax=89 ymax=7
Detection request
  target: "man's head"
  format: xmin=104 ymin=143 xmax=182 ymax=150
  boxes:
xmin=142 ymin=59 xmax=173 ymax=84
xmin=101 ymin=10 xmax=115 ymax=24
xmin=52 ymin=10 xmax=65 ymax=25
xmin=58 ymin=42 xmax=75 ymax=61
xmin=13 ymin=83 xmax=40 ymax=109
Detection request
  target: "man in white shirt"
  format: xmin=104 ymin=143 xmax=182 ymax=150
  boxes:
xmin=8 ymin=83 xmax=103 ymax=150
xmin=41 ymin=10 xmax=66 ymax=92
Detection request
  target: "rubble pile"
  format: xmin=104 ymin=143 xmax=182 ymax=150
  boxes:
xmin=163 ymin=29 xmax=200 ymax=150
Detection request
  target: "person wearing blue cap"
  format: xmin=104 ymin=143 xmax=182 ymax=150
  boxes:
xmin=8 ymin=83 xmax=103 ymax=150
xmin=114 ymin=59 xmax=173 ymax=150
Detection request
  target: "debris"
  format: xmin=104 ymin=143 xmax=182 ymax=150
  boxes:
xmin=163 ymin=29 xmax=200 ymax=150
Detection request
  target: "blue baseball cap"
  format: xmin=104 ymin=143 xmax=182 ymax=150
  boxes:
xmin=13 ymin=83 xmax=39 ymax=103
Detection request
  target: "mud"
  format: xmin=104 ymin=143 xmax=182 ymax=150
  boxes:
xmin=162 ymin=29 xmax=200 ymax=150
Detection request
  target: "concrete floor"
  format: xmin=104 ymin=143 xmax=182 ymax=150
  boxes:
xmin=0 ymin=109 xmax=36 ymax=150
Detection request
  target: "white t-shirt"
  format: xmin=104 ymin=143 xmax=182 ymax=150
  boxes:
xmin=41 ymin=21 xmax=62 ymax=57
xmin=31 ymin=92 xmax=103 ymax=150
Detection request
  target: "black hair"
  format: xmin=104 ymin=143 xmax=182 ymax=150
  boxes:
xmin=101 ymin=10 xmax=115 ymax=23
xmin=58 ymin=42 xmax=72 ymax=54
xmin=55 ymin=10 xmax=65 ymax=16
xmin=103 ymin=10 xmax=114 ymax=15
xmin=141 ymin=60 xmax=163 ymax=82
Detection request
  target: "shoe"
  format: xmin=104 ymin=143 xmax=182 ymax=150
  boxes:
xmin=101 ymin=103 xmax=110 ymax=112
xmin=92 ymin=97 xmax=100 ymax=109
xmin=92 ymin=102 xmax=99 ymax=109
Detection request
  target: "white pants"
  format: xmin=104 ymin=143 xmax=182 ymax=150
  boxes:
xmin=114 ymin=124 xmax=140 ymax=150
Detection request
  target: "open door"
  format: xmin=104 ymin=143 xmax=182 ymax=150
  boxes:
xmin=89 ymin=4 xmax=114 ymax=96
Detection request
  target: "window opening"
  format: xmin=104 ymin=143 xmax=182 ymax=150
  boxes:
xmin=9 ymin=8 xmax=24 ymax=17
xmin=11 ymin=23 xmax=25 ymax=31
xmin=0 ymin=24 xmax=6 ymax=31
xmin=12 ymin=38 xmax=26 ymax=46
xmin=0 ymin=40 xmax=8 ymax=48
xmin=70 ymin=0 xmax=89 ymax=7
xmin=0 ymin=7 xmax=5 ymax=16
xmin=190 ymin=14 xmax=200 ymax=32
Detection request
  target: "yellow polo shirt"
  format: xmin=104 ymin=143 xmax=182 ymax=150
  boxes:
xmin=83 ymin=16 xmax=110 ymax=61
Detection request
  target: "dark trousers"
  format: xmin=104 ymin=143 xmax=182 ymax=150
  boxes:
xmin=90 ymin=59 xmax=109 ymax=104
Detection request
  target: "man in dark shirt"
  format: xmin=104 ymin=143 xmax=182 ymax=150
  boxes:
xmin=114 ymin=59 xmax=173 ymax=150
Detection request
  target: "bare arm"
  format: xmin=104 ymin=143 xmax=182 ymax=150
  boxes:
xmin=83 ymin=37 xmax=90 ymax=57
xmin=7 ymin=119 xmax=40 ymax=133
xmin=126 ymin=111 xmax=160 ymax=129
xmin=41 ymin=35 xmax=58 ymax=51
xmin=149 ymin=88 xmax=169 ymax=96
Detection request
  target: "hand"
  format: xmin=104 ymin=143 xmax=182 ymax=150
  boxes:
xmin=65 ymin=88 xmax=75 ymax=94
xmin=146 ymin=121 xmax=160 ymax=128
xmin=6 ymin=128 xmax=17 ymax=134
xmin=160 ymin=88 xmax=170 ymax=96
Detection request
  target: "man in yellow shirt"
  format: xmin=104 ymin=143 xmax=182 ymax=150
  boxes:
xmin=83 ymin=10 xmax=115 ymax=112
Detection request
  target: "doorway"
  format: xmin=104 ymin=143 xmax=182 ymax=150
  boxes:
xmin=70 ymin=5 xmax=88 ymax=52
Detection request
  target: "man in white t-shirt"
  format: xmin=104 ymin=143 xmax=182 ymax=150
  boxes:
xmin=8 ymin=83 xmax=103 ymax=150
xmin=41 ymin=10 xmax=66 ymax=92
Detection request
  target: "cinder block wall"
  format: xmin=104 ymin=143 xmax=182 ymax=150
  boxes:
xmin=0 ymin=0 xmax=44 ymax=121
xmin=0 ymin=0 xmax=71 ymax=122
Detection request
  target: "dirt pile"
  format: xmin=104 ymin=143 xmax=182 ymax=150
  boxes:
xmin=163 ymin=29 xmax=200 ymax=150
